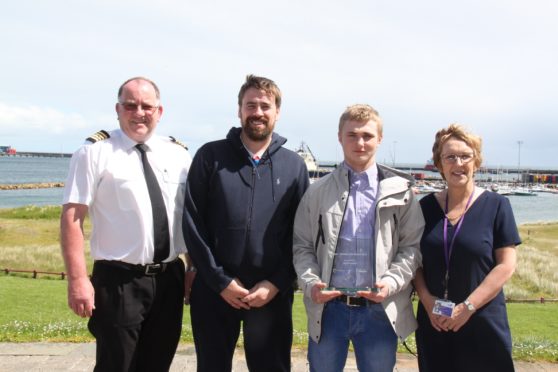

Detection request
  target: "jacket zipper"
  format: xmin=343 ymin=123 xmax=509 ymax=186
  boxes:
xmin=245 ymin=166 xmax=256 ymax=238
xmin=329 ymin=172 xmax=351 ymax=281
xmin=314 ymin=214 xmax=325 ymax=250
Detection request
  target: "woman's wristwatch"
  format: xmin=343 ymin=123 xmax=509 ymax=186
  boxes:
xmin=464 ymin=298 xmax=476 ymax=312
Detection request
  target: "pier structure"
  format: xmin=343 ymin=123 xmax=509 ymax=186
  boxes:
xmin=0 ymin=151 xmax=71 ymax=158
xmin=317 ymin=162 xmax=558 ymax=184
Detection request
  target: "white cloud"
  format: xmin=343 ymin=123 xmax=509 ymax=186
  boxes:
xmin=0 ymin=102 xmax=90 ymax=135
xmin=0 ymin=0 xmax=556 ymax=167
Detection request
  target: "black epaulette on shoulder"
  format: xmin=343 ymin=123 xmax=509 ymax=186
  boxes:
xmin=86 ymin=130 xmax=110 ymax=143
xmin=169 ymin=136 xmax=188 ymax=150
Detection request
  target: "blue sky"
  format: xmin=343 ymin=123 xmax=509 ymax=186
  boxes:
xmin=1 ymin=1 xmax=557 ymax=169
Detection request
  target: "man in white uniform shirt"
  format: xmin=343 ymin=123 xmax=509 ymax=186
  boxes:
xmin=60 ymin=77 xmax=192 ymax=371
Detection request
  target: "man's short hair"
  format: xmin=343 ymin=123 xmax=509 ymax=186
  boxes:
xmin=338 ymin=104 xmax=383 ymax=136
xmin=117 ymin=77 xmax=161 ymax=100
xmin=237 ymin=74 xmax=282 ymax=108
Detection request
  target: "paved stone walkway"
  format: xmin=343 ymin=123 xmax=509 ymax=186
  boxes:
xmin=0 ymin=342 xmax=556 ymax=371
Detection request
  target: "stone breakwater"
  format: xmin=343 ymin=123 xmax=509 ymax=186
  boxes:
xmin=0 ymin=182 xmax=64 ymax=190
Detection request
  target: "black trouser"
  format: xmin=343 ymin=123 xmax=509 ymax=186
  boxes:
xmin=190 ymin=278 xmax=293 ymax=372
xmin=88 ymin=259 xmax=185 ymax=372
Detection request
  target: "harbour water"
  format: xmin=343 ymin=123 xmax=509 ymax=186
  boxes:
xmin=1 ymin=157 xmax=558 ymax=225
xmin=0 ymin=157 xmax=69 ymax=209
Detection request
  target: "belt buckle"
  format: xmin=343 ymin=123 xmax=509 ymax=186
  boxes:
xmin=144 ymin=264 xmax=162 ymax=275
xmin=346 ymin=296 xmax=359 ymax=307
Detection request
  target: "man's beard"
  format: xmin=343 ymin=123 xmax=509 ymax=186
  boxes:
xmin=242 ymin=117 xmax=273 ymax=142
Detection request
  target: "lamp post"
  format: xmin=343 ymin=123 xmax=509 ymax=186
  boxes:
xmin=517 ymin=140 xmax=523 ymax=183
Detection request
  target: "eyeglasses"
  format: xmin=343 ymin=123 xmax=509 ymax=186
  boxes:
xmin=441 ymin=153 xmax=475 ymax=164
xmin=119 ymin=102 xmax=159 ymax=114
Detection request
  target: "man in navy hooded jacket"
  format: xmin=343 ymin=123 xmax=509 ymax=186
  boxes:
xmin=183 ymin=74 xmax=309 ymax=372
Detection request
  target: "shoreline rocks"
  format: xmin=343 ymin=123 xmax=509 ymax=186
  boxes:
xmin=0 ymin=182 xmax=64 ymax=190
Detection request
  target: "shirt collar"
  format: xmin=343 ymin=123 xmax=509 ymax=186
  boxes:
xmin=342 ymin=161 xmax=378 ymax=186
xmin=118 ymin=129 xmax=161 ymax=152
xmin=117 ymin=129 xmax=139 ymax=152
xmin=240 ymin=138 xmax=267 ymax=160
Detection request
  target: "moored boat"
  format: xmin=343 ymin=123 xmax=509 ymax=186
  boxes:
xmin=295 ymin=142 xmax=318 ymax=173
xmin=488 ymin=184 xmax=538 ymax=196
xmin=509 ymin=187 xmax=538 ymax=196
xmin=424 ymin=159 xmax=436 ymax=171
xmin=295 ymin=142 xmax=332 ymax=180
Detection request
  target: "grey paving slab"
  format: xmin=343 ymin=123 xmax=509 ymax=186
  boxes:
xmin=0 ymin=342 xmax=556 ymax=371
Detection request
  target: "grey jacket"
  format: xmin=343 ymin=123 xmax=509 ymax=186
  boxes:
xmin=293 ymin=164 xmax=424 ymax=343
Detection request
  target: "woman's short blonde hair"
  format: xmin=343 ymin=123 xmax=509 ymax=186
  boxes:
xmin=432 ymin=124 xmax=483 ymax=176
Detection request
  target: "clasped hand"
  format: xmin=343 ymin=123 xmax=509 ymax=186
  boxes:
xmin=220 ymin=278 xmax=278 ymax=309
xmin=426 ymin=297 xmax=473 ymax=332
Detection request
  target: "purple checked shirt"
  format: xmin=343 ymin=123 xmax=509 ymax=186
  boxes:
xmin=330 ymin=162 xmax=378 ymax=289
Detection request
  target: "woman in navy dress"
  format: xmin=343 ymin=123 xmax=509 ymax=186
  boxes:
xmin=414 ymin=124 xmax=521 ymax=372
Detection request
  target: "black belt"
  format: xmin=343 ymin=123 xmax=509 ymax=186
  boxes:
xmin=95 ymin=259 xmax=178 ymax=276
xmin=335 ymin=295 xmax=371 ymax=307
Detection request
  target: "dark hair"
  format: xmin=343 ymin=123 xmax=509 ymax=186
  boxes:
xmin=237 ymin=74 xmax=281 ymax=108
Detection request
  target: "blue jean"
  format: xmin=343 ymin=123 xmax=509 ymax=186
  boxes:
xmin=308 ymin=300 xmax=397 ymax=372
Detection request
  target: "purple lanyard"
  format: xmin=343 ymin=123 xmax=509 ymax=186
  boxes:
xmin=442 ymin=190 xmax=474 ymax=299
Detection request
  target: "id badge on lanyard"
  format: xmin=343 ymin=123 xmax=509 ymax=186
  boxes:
xmin=432 ymin=191 xmax=474 ymax=317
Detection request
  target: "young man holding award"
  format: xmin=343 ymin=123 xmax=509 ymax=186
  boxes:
xmin=292 ymin=104 xmax=424 ymax=372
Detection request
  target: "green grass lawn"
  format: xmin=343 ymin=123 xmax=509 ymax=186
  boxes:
xmin=1 ymin=206 xmax=557 ymax=362
xmin=1 ymin=275 xmax=557 ymax=362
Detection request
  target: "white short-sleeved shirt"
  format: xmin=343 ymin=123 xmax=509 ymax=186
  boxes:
xmin=63 ymin=129 xmax=192 ymax=264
